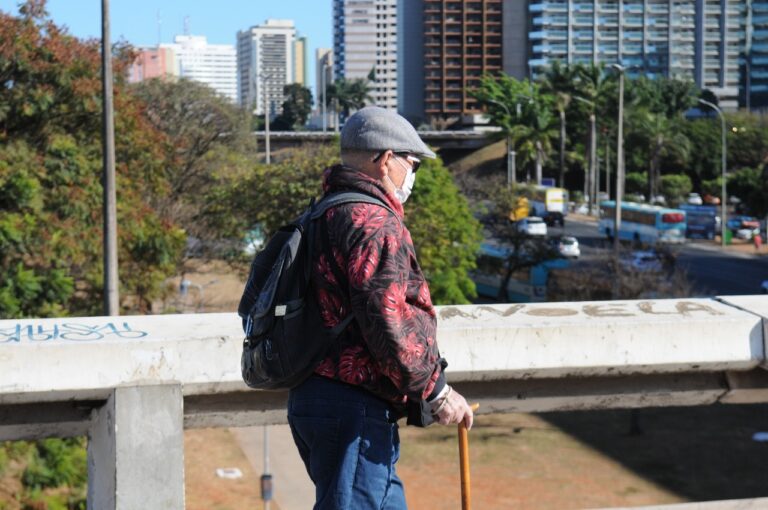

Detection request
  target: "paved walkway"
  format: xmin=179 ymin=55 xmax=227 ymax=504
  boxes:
xmin=231 ymin=424 xmax=315 ymax=510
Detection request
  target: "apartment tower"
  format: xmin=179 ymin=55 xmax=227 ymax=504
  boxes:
xmin=162 ymin=35 xmax=238 ymax=103
xmin=237 ymin=19 xmax=297 ymax=116
xmin=400 ymin=0 xmax=504 ymax=124
xmin=294 ymin=35 xmax=308 ymax=87
xmin=333 ymin=0 xmax=398 ymax=110
xmin=528 ymin=0 xmax=745 ymax=109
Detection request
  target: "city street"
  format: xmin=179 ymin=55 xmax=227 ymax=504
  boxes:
xmin=551 ymin=216 xmax=768 ymax=296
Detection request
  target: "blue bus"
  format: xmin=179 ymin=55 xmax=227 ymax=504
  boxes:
xmin=598 ymin=201 xmax=687 ymax=245
xmin=680 ymin=204 xmax=719 ymax=240
xmin=472 ymin=243 xmax=570 ymax=303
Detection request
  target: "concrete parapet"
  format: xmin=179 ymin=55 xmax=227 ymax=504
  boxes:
xmin=597 ymin=497 xmax=768 ymax=509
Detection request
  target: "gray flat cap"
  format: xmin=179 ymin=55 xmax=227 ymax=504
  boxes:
xmin=341 ymin=106 xmax=436 ymax=159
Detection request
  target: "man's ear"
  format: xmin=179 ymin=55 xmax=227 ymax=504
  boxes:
xmin=373 ymin=150 xmax=392 ymax=179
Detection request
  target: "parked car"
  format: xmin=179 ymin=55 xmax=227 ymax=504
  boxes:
xmin=687 ymin=193 xmax=703 ymax=205
xmin=728 ymin=216 xmax=760 ymax=238
xmin=515 ymin=216 xmax=547 ymax=236
xmin=621 ymin=250 xmax=663 ymax=272
xmin=557 ymin=235 xmax=580 ymax=258
xmin=762 ymin=280 xmax=768 ymax=294
xmin=703 ymin=194 xmax=720 ymax=205
xmin=735 ymin=227 xmax=760 ymax=240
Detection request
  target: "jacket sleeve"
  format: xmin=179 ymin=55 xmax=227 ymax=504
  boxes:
xmin=339 ymin=203 xmax=445 ymax=402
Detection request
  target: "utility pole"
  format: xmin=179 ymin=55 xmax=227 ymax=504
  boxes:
xmin=101 ymin=0 xmax=119 ymax=315
xmin=262 ymin=70 xmax=272 ymax=164
xmin=698 ymin=99 xmax=727 ymax=248
xmin=611 ymin=64 xmax=625 ymax=258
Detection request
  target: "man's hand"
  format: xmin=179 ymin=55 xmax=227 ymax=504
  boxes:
xmin=430 ymin=385 xmax=473 ymax=430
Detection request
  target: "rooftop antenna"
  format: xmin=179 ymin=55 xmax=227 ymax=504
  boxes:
xmin=156 ymin=10 xmax=162 ymax=46
xmin=183 ymin=15 xmax=190 ymax=36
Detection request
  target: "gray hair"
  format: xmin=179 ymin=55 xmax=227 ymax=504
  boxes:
xmin=340 ymin=149 xmax=379 ymax=168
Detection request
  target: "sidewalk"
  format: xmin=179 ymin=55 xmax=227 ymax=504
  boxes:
xmin=231 ymin=425 xmax=315 ymax=510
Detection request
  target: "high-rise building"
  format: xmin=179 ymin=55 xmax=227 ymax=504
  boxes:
xmin=127 ymin=47 xmax=177 ymax=83
xmin=158 ymin=35 xmax=238 ymax=103
xmin=420 ymin=0 xmax=504 ymax=122
xmin=743 ymin=0 xmax=767 ymax=108
xmin=333 ymin=0 xmax=398 ymax=110
xmin=316 ymin=49 xmax=334 ymax=125
xmin=295 ymin=35 xmax=308 ymax=87
xmin=237 ymin=19 xmax=297 ymax=116
xmin=527 ymin=0 xmax=745 ymax=109
xmin=398 ymin=0 xmax=425 ymax=123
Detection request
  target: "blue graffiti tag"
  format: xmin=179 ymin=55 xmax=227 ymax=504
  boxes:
xmin=0 ymin=322 xmax=149 ymax=343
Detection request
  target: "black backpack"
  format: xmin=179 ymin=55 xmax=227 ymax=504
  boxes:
xmin=238 ymin=191 xmax=394 ymax=390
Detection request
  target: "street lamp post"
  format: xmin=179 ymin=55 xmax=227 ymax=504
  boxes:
xmin=101 ymin=0 xmax=119 ymax=315
xmin=698 ymin=98 xmax=727 ymax=248
xmin=487 ymin=99 xmax=515 ymax=185
xmin=260 ymin=69 xmax=273 ymax=164
xmin=610 ymin=64 xmax=625 ymax=257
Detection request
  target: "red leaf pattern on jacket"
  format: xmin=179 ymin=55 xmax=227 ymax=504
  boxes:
xmin=315 ymin=254 xmax=337 ymax=287
xmin=381 ymin=281 xmax=413 ymax=329
xmin=310 ymin=165 xmax=441 ymax=406
xmin=348 ymin=242 xmax=380 ymax=288
xmin=338 ymin=345 xmax=373 ymax=385
xmin=317 ymin=288 xmax=343 ymax=328
xmin=351 ymin=203 xmax=388 ymax=234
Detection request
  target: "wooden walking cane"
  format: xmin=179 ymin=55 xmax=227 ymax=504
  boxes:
xmin=459 ymin=403 xmax=480 ymax=510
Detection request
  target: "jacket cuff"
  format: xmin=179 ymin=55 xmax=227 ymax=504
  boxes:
xmin=426 ymin=367 xmax=447 ymax=403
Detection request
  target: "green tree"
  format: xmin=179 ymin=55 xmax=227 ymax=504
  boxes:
xmin=539 ymin=61 xmax=576 ymax=187
xmin=130 ymin=77 xmax=255 ymax=262
xmin=273 ymin=83 xmax=313 ymax=130
xmin=659 ymin=174 xmax=693 ymax=206
xmin=624 ymin=171 xmax=648 ymax=198
xmin=728 ymin=167 xmax=768 ymax=217
xmin=325 ymin=77 xmax=373 ymax=120
xmin=0 ymin=2 xmax=184 ymax=317
xmin=408 ymin=157 xmax=482 ymax=304
xmin=629 ymin=110 xmax=689 ymax=201
xmin=471 ymin=75 xmax=558 ymax=184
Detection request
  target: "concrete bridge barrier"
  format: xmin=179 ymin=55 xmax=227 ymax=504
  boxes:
xmin=1 ymin=296 xmax=766 ymax=509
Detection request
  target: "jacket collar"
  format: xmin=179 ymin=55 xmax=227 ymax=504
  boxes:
xmin=322 ymin=164 xmax=404 ymax=218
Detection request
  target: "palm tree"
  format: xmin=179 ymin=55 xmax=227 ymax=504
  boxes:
xmin=510 ymin=101 xmax=559 ymax=185
xmin=539 ymin=61 xmax=576 ymax=188
xmin=325 ymin=77 xmax=373 ymax=122
xmin=573 ymin=63 xmax=614 ymax=214
xmin=632 ymin=110 xmax=690 ymax=201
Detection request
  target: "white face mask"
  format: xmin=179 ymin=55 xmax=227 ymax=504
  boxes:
xmin=387 ymin=156 xmax=417 ymax=204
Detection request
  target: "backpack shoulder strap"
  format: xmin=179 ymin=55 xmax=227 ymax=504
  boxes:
xmin=310 ymin=191 xmax=396 ymax=220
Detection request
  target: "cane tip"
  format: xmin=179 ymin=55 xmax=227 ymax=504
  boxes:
xmin=470 ymin=403 xmax=480 ymax=412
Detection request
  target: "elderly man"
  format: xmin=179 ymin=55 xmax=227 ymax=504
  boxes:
xmin=287 ymin=106 xmax=474 ymax=509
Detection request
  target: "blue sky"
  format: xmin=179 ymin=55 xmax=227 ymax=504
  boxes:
xmin=0 ymin=0 xmax=333 ymax=94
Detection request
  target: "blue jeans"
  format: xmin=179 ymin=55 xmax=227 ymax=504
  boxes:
xmin=287 ymin=375 xmax=407 ymax=510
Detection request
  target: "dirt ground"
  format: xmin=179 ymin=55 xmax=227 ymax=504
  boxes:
xmin=184 ymin=405 xmax=768 ymax=510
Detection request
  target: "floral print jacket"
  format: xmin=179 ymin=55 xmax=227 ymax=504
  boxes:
xmin=311 ymin=165 xmax=446 ymax=410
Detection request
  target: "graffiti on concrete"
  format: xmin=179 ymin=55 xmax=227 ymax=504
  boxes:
xmin=0 ymin=322 xmax=149 ymax=343
xmin=439 ymin=301 xmax=725 ymax=321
